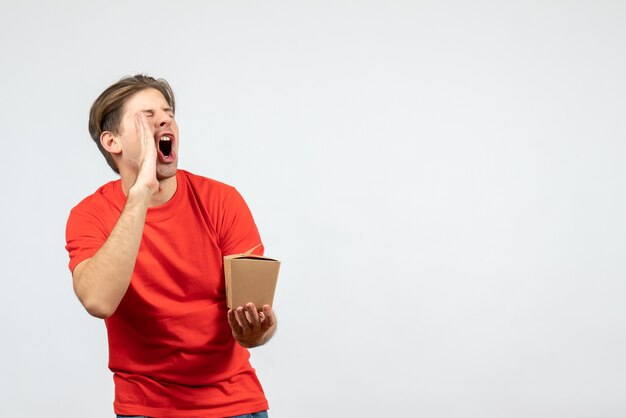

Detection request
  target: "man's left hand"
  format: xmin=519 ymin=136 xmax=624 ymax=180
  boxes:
xmin=227 ymin=303 xmax=277 ymax=348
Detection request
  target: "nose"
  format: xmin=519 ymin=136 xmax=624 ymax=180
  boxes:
xmin=155 ymin=110 xmax=173 ymax=128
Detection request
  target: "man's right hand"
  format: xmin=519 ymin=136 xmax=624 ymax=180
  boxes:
xmin=130 ymin=112 xmax=159 ymax=197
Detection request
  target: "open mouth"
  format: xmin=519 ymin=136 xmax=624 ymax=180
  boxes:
xmin=159 ymin=135 xmax=173 ymax=157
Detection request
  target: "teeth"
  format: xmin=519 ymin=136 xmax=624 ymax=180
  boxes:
xmin=160 ymin=136 xmax=171 ymax=141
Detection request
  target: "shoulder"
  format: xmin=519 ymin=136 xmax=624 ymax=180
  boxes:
xmin=179 ymin=169 xmax=234 ymax=189
xmin=178 ymin=170 xmax=253 ymax=217
xmin=68 ymin=179 xmax=123 ymax=222
xmin=179 ymin=169 xmax=239 ymax=200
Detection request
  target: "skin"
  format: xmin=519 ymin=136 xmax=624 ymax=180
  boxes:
xmin=228 ymin=303 xmax=277 ymax=348
xmin=73 ymin=88 xmax=276 ymax=348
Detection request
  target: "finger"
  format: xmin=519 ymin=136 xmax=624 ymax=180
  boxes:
xmin=136 ymin=113 xmax=156 ymax=153
xmin=235 ymin=307 xmax=251 ymax=333
xmin=261 ymin=305 xmax=275 ymax=330
xmin=135 ymin=113 xmax=157 ymax=174
xmin=227 ymin=309 xmax=243 ymax=336
xmin=233 ymin=307 xmax=244 ymax=326
xmin=136 ymin=112 xmax=148 ymax=136
xmin=246 ymin=303 xmax=261 ymax=330
xmin=134 ymin=114 xmax=148 ymax=156
xmin=134 ymin=114 xmax=144 ymax=147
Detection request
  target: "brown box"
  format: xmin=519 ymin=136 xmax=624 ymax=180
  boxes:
xmin=224 ymin=248 xmax=280 ymax=310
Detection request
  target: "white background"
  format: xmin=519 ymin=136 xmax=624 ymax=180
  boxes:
xmin=1 ymin=1 xmax=625 ymax=417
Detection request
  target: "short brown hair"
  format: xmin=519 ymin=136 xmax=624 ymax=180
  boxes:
xmin=88 ymin=74 xmax=176 ymax=173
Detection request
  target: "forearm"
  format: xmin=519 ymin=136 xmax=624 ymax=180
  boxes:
xmin=73 ymin=187 xmax=152 ymax=318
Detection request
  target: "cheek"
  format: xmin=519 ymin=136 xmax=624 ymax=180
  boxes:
xmin=173 ymin=124 xmax=181 ymax=144
xmin=120 ymin=136 xmax=141 ymax=160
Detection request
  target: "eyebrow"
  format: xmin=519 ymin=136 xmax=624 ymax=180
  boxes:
xmin=141 ymin=107 xmax=175 ymax=114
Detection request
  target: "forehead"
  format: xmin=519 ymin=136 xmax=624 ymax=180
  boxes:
xmin=122 ymin=88 xmax=170 ymax=114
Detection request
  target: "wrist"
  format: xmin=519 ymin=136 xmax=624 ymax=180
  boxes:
xmin=127 ymin=184 xmax=154 ymax=205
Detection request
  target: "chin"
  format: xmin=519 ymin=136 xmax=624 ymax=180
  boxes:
xmin=156 ymin=164 xmax=178 ymax=181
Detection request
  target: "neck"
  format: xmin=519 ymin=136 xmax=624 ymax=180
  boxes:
xmin=121 ymin=173 xmax=178 ymax=207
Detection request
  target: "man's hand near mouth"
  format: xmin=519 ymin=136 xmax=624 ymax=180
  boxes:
xmin=131 ymin=112 xmax=159 ymax=197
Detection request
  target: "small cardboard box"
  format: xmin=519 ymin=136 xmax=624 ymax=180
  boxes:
xmin=224 ymin=246 xmax=281 ymax=310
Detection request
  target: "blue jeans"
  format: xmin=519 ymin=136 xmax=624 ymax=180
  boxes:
xmin=117 ymin=411 xmax=268 ymax=418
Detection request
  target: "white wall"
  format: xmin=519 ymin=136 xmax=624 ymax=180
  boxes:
xmin=1 ymin=1 xmax=625 ymax=417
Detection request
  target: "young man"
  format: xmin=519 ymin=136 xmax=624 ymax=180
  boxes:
xmin=65 ymin=75 xmax=275 ymax=418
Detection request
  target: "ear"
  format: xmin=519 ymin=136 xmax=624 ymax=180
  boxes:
xmin=100 ymin=131 xmax=122 ymax=155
